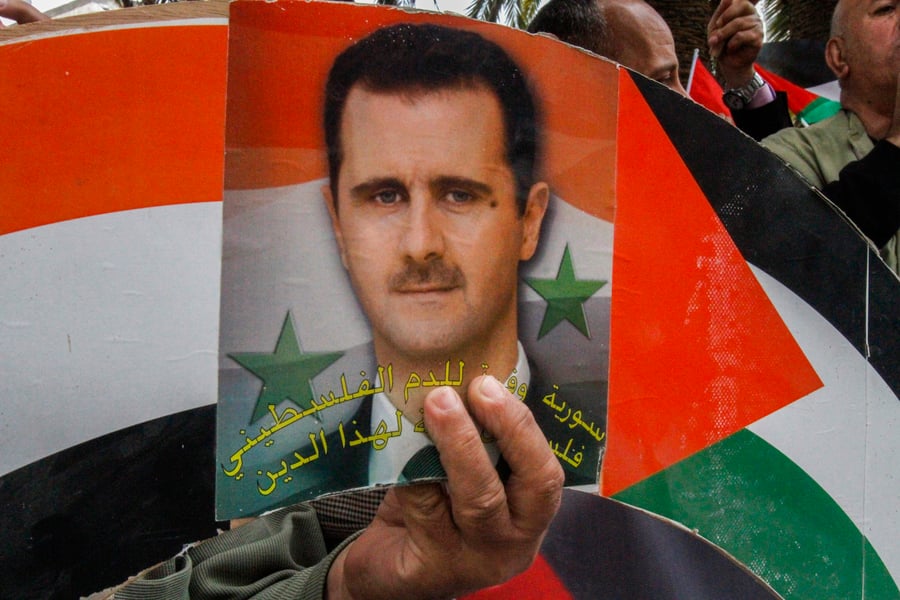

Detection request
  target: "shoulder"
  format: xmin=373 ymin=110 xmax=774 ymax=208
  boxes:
xmin=762 ymin=110 xmax=852 ymax=152
xmin=761 ymin=110 xmax=859 ymax=188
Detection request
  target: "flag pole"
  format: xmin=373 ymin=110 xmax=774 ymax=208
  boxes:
xmin=685 ymin=48 xmax=700 ymax=96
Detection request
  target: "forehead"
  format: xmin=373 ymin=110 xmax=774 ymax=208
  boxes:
xmin=606 ymin=2 xmax=678 ymax=74
xmin=840 ymin=0 xmax=887 ymax=26
xmin=336 ymin=85 xmax=511 ymax=185
xmin=337 ymin=82 xmax=504 ymax=138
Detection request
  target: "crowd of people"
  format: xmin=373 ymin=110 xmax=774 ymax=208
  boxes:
xmin=13 ymin=0 xmax=890 ymax=597
xmin=529 ymin=0 xmax=897 ymax=274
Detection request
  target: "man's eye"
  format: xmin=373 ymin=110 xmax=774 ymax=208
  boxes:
xmin=372 ymin=190 xmax=401 ymax=205
xmin=445 ymin=190 xmax=474 ymax=204
xmin=874 ymin=2 xmax=895 ymax=14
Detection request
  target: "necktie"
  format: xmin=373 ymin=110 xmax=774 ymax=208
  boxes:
xmin=399 ymin=445 xmax=446 ymax=482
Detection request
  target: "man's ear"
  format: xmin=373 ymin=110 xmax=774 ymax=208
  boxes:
xmin=825 ymin=36 xmax=849 ymax=80
xmin=322 ymin=184 xmax=349 ymax=269
xmin=520 ymin=182 xmax=549 ymax=261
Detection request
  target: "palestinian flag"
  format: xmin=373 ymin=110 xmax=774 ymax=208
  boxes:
xmin=608 ymin=71 xmax=898 ymax=600
xmin=756 ymin=63 xmax=841 ymax=125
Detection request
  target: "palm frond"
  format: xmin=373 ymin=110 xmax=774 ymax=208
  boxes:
xmin=761 ymin=0 xmax=791 ymax=41
xmin=511 ymin=0 xmax=541 ymax=29
xmin=466 ymin=0 xmax=506 ymax=25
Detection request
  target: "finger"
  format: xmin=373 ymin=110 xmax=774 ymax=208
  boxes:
xmin=725 ymin=27 xmax=763 ymax=54
xmin=466 ymin=376 xmax=562 ymax=534
xmin=423 ymin=385 xmax=508 ymax=530
xmin=719 ymin=0 xmax=757 ymax=23
xmin=710 ymin=0 xmax=757 ymax=50
xmin=344 ymin=486 xmax=458 ymax=600
xmin=713 ymin=14 xmax=762 ymax=44
xmin=390 ymin=482 xmax=461 ymax=547
xmin=708 ymin=0 xmax=731 ymax=34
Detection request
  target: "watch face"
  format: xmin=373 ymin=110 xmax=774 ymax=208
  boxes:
xmin=723 ymin=91 xmax=746 ymax=110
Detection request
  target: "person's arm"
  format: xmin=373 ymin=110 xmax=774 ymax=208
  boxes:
xmin=708 ymin=0 xmax=791 ymax=140
xmin=327 ymin=375 xmax=564 ymax=599
xmin=0 ymin=0 xmax=49 ymax=25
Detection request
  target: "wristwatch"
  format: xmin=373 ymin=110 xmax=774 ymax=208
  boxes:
xmin=722 ymin=71 xmax=766 ymax=110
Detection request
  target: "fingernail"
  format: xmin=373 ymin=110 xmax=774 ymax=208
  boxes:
xmin=430 ymin=386 xmax=459 ymax=413
xmin=478 ymin=375 xmax=506 ymax=401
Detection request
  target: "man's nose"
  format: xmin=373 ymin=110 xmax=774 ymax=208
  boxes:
xmin=399 ymin=195 xmax=445 ymax=263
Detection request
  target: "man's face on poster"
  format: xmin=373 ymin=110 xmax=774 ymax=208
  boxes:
xmin=324 ymin=84 xmax=548 ymax=365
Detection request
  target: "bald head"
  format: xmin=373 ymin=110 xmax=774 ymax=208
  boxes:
xmin=603 ymin=0 xmax=685 ymax=93
xmin=529 ymin=0 xmax=686 ymax=95
xmin=825 ymin=0 xmax=899 ymax=121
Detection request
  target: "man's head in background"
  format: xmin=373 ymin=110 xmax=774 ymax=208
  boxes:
xmin=528 ymin=0 xmax=687 ymax=95
xmin=826 ymin=0 xmax=899 ymax=138
xmin=321 ymin=23 xmax=549 ymax=396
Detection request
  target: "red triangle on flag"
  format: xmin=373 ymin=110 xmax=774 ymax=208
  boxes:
xmin=460 ymin=555 xmax=573 ymax=600
xmin=603 ymin=71 xmax=823 ymax=496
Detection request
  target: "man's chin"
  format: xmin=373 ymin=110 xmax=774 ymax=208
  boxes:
xmin=376 ymin=326 xmax=469 ymax=365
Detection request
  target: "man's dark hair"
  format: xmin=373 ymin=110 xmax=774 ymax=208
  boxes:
xmin=324 ymin=23 xmax=540 ymax=214
xmin=527 ymin=0 xmax=610 ymax=57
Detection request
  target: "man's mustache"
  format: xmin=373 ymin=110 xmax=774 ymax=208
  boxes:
xmin=389 ymin=259 xmax=465 ymax=291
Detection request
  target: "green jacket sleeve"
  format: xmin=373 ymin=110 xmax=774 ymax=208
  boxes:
xmin=113 ymin=504 xmax=361 ymax=600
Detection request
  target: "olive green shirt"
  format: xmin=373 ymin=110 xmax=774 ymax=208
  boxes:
xmin=100 ymin=503 xmax=360 ymax=600
xmin=762 ymin=109 xmax=898 ymax=275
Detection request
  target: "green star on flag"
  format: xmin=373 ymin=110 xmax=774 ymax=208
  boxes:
xmin=525 ymin=245 xmax=607 ymax=340
xmin=228 ymin=311 xmax=344 ymax=423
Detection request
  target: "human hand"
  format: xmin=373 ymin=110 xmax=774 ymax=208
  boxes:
xmin=327 ymin=375 xmax=564 ymax=600
xmin=708 ymin=0 xmax=764 ymax=87
xmin=0 ymin=0 xmax=50 ymax=25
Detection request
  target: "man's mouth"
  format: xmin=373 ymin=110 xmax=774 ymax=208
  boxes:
xmin=394 ymin=283 xmax=458 ymax=294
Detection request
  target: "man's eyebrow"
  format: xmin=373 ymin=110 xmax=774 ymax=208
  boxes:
xmin=349 ymin=177 xmax=406 ymax=199
xmin=430 ymin=176 xmax=494 ymax=197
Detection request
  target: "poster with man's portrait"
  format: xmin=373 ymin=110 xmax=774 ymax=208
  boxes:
xmin=215 ymin=0 xmax=617 ymax=519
